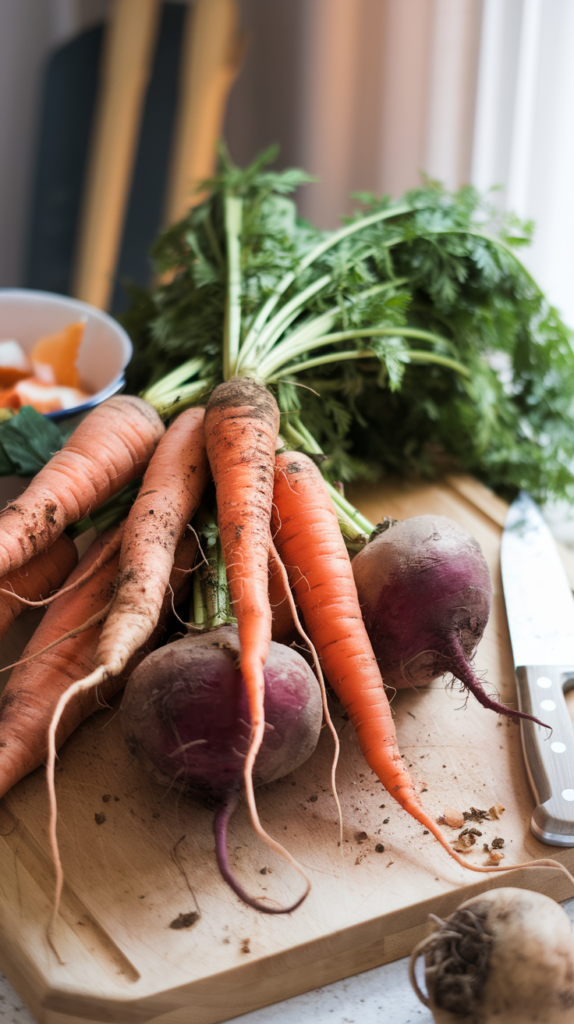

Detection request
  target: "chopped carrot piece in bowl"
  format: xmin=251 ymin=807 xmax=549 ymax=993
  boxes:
xmin=0 ymin=380 xmax=91 ymax=414
xmin=30 ymin=321 xmax=86 ymax=388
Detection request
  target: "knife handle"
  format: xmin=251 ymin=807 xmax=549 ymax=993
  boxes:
xmin=516 ymin=664 xmax=574 ymax=846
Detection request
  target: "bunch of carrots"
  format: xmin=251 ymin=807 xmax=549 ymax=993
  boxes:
xmin=0 ymin=380 xmax=564 ymax=928
xmin=0 ymin=156 xmax=570 ymax=921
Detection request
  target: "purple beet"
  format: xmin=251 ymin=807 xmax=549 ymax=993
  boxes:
xmin=121 ymin=625 xmax=322 ymax=912
xmin=352 ymin=515 xmax=547 ymax=727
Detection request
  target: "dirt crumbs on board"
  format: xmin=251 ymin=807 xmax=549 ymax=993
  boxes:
xmin=451 ymin=827 xmax=483 ymax=853
xmin=484 ymin=850 xmax=505 ymax=865
xmin=483 ymin=836 xmax=505 ymax=865
xmin=446 ymin=803 xmax=506 ymax=857
xmin=169 ymin=911 xmax=199 ymax=930
xmin=439 ymin=803 xmax=505 ymax=828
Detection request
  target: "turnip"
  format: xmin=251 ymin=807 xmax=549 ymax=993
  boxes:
xmin=409 ymin=887 xmax=574 ymax=1023
xmin=121 ymin=625 xmax=322 ymax=912
xmin=352 ymin=515 xmax=546 ymax=726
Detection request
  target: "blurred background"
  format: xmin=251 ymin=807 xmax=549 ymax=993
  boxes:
xmin=1 ymin=0 xmax=573 ymax=323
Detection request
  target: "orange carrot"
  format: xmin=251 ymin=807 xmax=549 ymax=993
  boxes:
xmin=0 ymin=524 xmax=124 ymax=609
xmin=0 ymin=526 xmax=197 ymax=801
xmin=30 ymin=320 xmax=85 ymax=388
xmin=43 ymin=406 xmax=210 ymax=883
xmin=203 ymin=379 xmax=279 ymax=831
xmin=92 ymin=406 xmax=208 ymax=678
xmin=0 ymin=533 xmax=77 ymax=640
xmin=272 ymin=451 xmax=561 ymax=879
xmin=0 ymin=395 xmax=164 ymax=578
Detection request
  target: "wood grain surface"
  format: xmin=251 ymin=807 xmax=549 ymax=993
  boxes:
xmin=0 ymin=475 xmax=573 ymax=1024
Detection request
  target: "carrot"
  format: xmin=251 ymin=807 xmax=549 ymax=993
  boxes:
xmin=0 ymin=525 xmax=197 ymax=801
xmin=203 ymin=378 xmax=280 ymax=837
xmin=0 ymin=395 xmax=164 ymax=578
xmin=0 ymin=524 xmax=124 ymax=609
xmin=37 ymin=410 xmax=209 ymax=891
xmin=92 ymin=406 xmax=208 ymax=678
xmin=0 ymin=533 xmax=77 ymax=640
xmin=272 ymin=451 xmax=563 ymax=879
xmin=43 ymin=405 xmax=210 ymax=876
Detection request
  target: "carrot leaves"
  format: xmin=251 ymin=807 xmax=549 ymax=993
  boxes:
xmin=122 ymin=150 xmax=574 ymax=504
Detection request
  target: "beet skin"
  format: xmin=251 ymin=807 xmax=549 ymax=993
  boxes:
xmin=121 ymin=625 xmax=322 ymax=912
xmin=352 ymin=515 xmax=546 ymax=726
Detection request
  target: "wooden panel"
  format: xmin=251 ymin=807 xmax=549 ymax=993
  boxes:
xmin=164 ymin=0 xmax=242 ymax=224
xmin=1 ymin=476 xmax=573 ymax=1024
xmin=73 ymin=0 xmax=161 ymax=309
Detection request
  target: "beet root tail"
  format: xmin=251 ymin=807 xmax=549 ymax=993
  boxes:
xmin=213 ymin=787 xmax=309 ymax=915
xmin=444 ymin=634 xmax=550 ymax=729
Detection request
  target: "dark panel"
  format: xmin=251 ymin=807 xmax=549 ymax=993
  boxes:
xmin=23 ymin=24 xmax=103 ymax=295
xmin=110 ymin=2 xmax=186 ymax=314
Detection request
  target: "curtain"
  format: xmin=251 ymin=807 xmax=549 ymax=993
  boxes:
xmin=226 ymin=0 xmax=484 ymax=227
xmin=473 ymin=0 xmax=574 ymax=329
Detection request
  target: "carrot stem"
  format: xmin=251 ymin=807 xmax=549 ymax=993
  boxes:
xmin=238 ymin=202 xmax=414 ymax=367
xmin=223 ymin=194 xmax=243 ymax=381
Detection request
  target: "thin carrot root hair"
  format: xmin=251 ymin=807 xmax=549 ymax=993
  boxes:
xmin=238 ymin=655 xmax=312 ymax=906
xmin=0 ymin=524 xmax=125 ymax=608
xmin=46 ymin=665 xmax=108 ymax=941
xmin=269 ymin=541 xmax=343 ymax=844
xmin=402 ymin=802 xmax=574 ymax=882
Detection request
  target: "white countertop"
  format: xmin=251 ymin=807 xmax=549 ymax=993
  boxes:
xmin=1 ymin=897 xmax=573 ymax=1024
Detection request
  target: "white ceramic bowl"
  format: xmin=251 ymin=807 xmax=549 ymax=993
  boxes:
xmin=0 ymin=289 xmax=133 ymax=420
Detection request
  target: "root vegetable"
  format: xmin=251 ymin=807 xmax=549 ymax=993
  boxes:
xmin=0 ymin=532 xmax=77 ymax=638
xmin=352 ymin=515 xmax=546 ymax=726
xmin=410 ymin=887 xmax=574 ymax=1023
xmin=0 ymin=395 xmax=164 ymax=577
xmin=95 ymin=405 xmax=208 ymax=677
xmin=121 ymin=625 xmax=322 ymax=912
xmin=203 ymin=379 xmax=280 ymax=843
xmin=0 ymin=526 xmax=197 ymax=800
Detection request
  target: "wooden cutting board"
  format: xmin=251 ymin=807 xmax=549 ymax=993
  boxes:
xmin=1 ymin=474 xmax=574 ymax=1024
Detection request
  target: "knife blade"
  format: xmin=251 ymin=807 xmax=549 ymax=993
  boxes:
xmin=501 ymin=490 xmax=574 ymax=846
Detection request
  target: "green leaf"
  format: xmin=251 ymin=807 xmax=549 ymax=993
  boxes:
xmin=119 ymin=150 xmax=574 ymax=504
xmin=0 ymin=407 xmax=65 ymax=476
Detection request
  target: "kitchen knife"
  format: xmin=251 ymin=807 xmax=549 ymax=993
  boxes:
xmin=501 ymin=490 xmax=574 ymax=846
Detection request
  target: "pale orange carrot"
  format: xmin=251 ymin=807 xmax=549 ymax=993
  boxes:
xmin=0 ymin=395 xmax=164 ymax=578
xmin=94 ymin=406 xmax=208 ymax=677
xmin=0 ymin=533 xmax=77 ymax=639
xmin=0 ymin=526 xmax=197 ymax=801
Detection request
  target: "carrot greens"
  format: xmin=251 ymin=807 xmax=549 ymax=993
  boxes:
xmin=123 ymin=147 xmax=574 ymax=504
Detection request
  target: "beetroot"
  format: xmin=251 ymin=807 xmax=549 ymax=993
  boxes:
xmin=352 ymin=515 xmax=546 ymax=726
xmin=121 ymin=625 xmax=322 ymax=912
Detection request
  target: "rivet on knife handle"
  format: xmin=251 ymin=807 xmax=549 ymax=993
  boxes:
xmin=515 ymin=665 xmax=574 ymax=847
